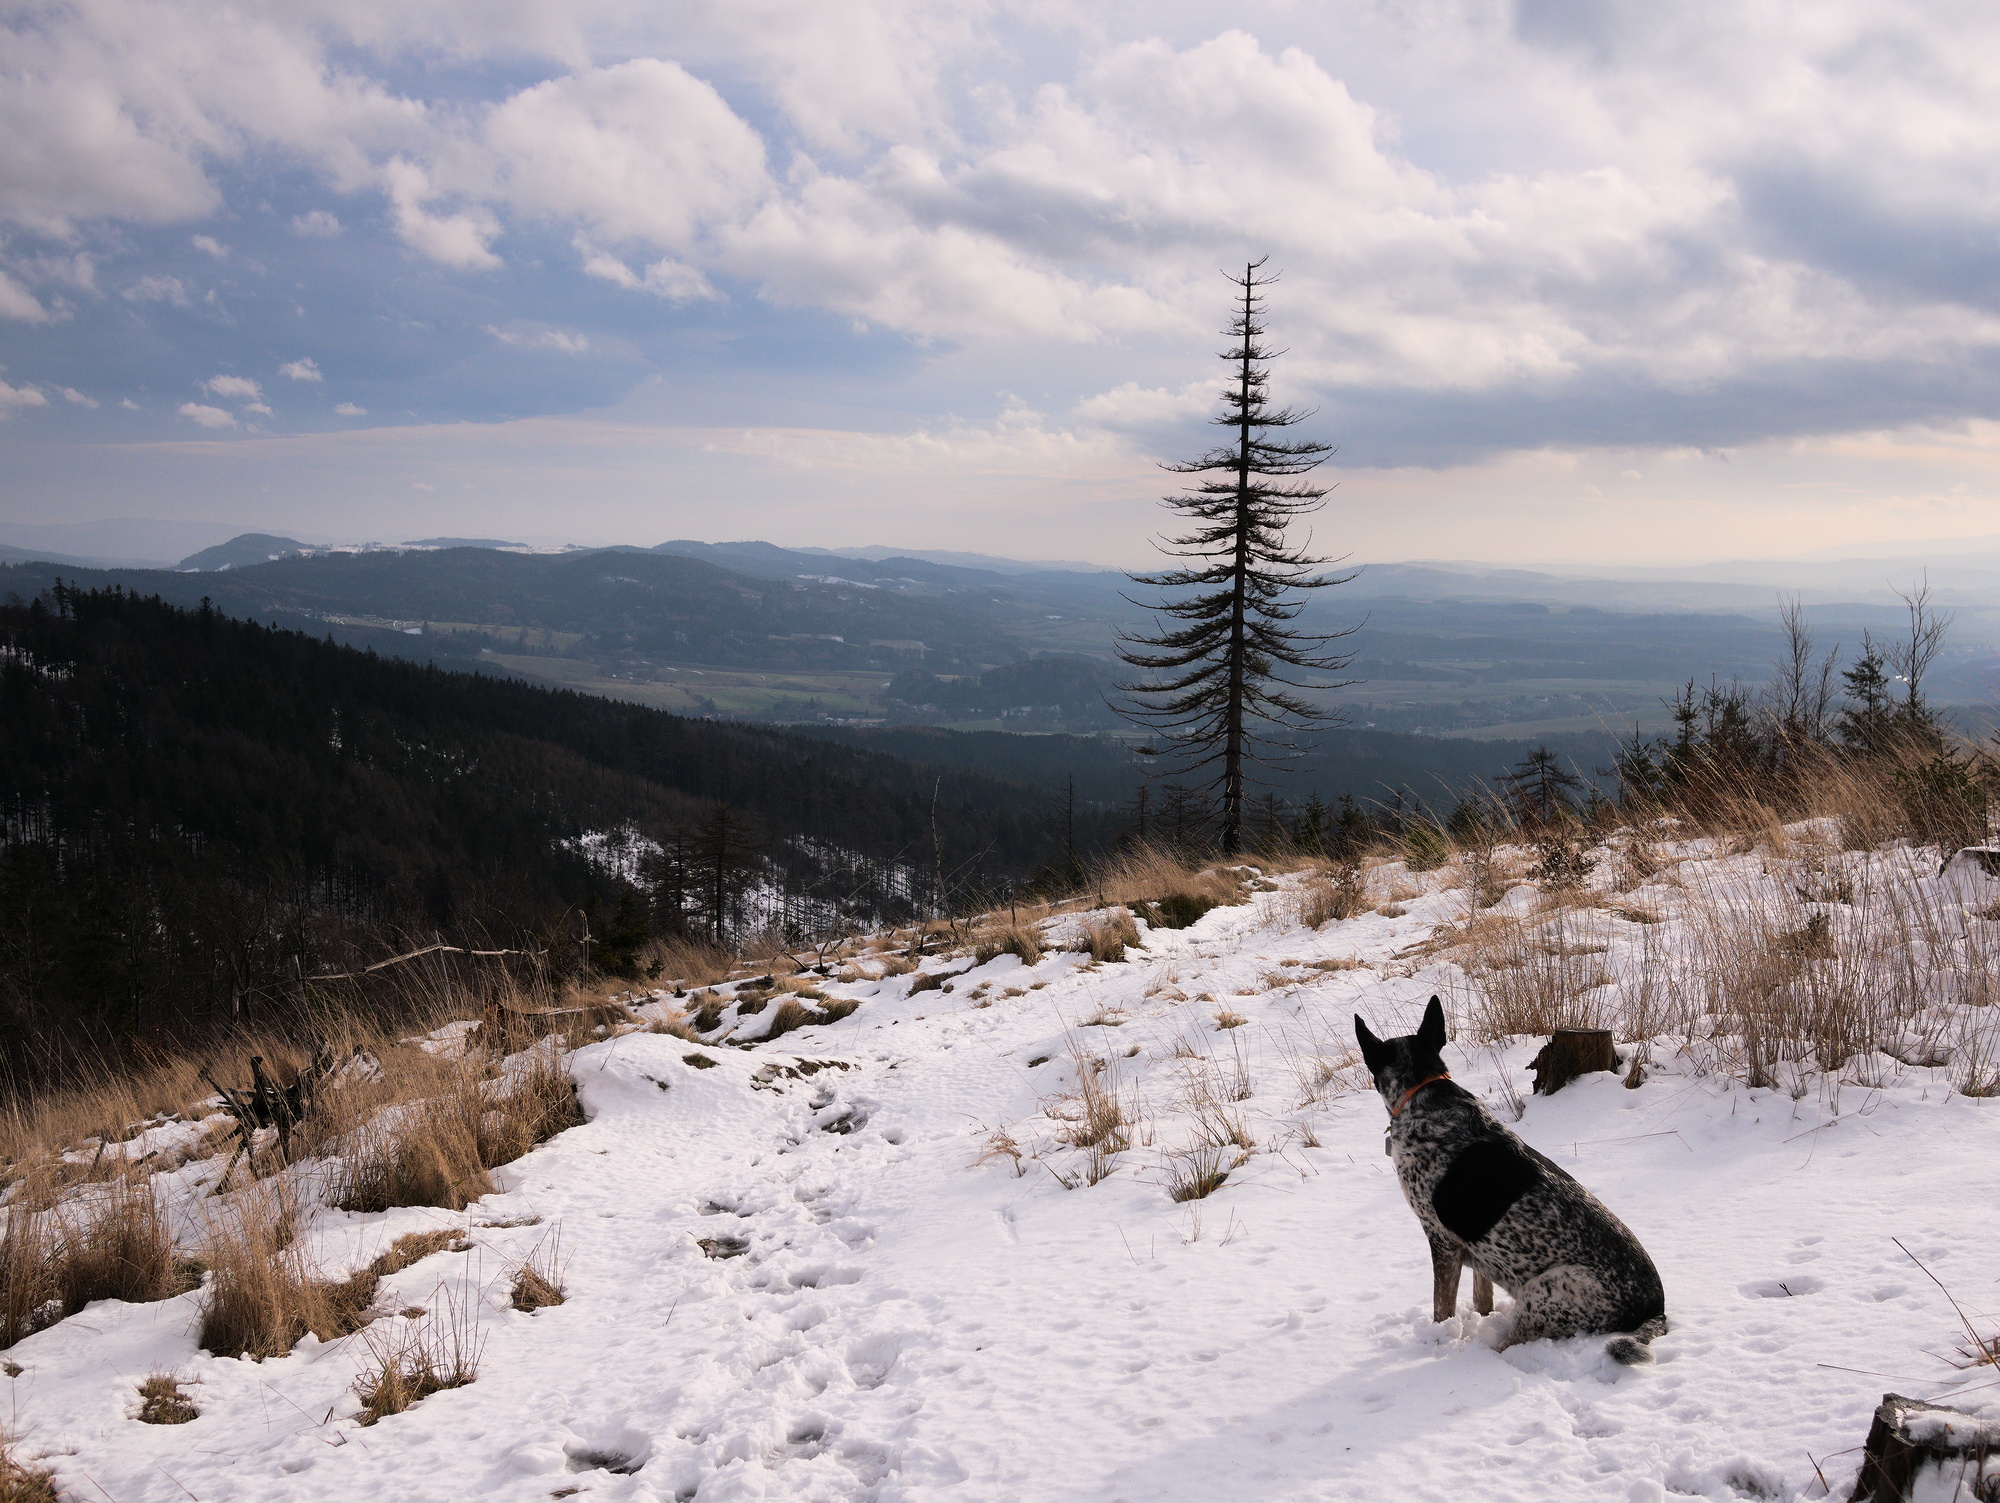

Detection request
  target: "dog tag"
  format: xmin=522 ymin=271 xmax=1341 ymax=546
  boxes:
xmin=1383 ymin=1131 xmax=1392 ymax=1158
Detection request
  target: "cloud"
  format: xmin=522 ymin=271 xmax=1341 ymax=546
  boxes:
xmin=122 ymin=274 xmax=190 ymax=307
xmin=580 ymin=250 xmax=717 ymax=302
xmin=333 ymin=402 xmax=366 ymax=416
xmin=483 ymin=59 xmax=771 ymax=249
xmin=15 ymin=0 xmax=2000 ymax=477
xmin=382 ymin=158 xmax=501 ymax=269
xmin=280 ymin=357 xmax=322 ymax=382
xmin=489 ymin=323 xmax=591 ymax=353
xmin=59 ymin=386 xmax=98 ymax=407
xmin=119 ymin=397 xmax=140 ymax=410
xmin=0 ymin=379 xmax=48 ymax=413
xmin=244 ymin=401 xmax=272 ymax=415
xmin=0 ymin=268 xmax=49 ymax=321
xmin=190 ymin=234 xmax=227 ymax=258
xmin=177 ymin=401 xmax=235 ymax=428
xmin=203 ymin=374 xmax=261 ymax=400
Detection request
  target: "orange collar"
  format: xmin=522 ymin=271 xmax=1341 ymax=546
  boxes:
xmin=1389 ymin=1073 xmax=1451 ymax=1119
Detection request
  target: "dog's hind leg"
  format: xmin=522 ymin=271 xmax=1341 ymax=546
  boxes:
xmin=1428 ymin=1233 xmax=1465 ymax=1322
xmin=1498 ymin=1264 xmax=1605 ymax=1349
xmin=1472 ymin=1268 xmax=1494 ymax=1316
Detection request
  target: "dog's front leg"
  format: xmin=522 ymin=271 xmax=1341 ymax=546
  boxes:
xmin=1428 ymin=1233 xmax=1463 ymax=1322
xmin=1472 ymin=1268 xmax=1494 ymax=1316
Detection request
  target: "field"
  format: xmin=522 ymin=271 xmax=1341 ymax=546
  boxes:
xmin=481 ymin=651 xmax=892 ymax=719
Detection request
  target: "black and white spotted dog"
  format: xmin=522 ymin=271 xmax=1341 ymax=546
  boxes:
xmin=1355 ymin=997 xmax=1667 ymax=1364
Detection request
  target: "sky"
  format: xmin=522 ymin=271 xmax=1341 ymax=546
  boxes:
xmin=5 ymin=0 xmax=2000 ymax=568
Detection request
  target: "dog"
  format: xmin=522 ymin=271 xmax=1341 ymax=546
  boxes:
xmin=1355 ymin=997 xmax=1667 ymax=1364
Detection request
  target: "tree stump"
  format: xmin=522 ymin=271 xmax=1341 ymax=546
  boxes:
xmin=1527 ymin=1029 xmax=1618 ymax=1095
xmin=1849 ymin=1392 xmax=1998 ymax=1501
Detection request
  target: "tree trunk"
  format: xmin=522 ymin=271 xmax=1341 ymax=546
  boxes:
xmin=1527 ymin=1029 xmax=1618 ymax=1095
xmin=1848 ymin=1392 xmax=1998 ymax=1501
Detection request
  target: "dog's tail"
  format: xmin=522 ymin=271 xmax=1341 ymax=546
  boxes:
xmin=1605 ymin=1315 xmax=1669 ymax=1366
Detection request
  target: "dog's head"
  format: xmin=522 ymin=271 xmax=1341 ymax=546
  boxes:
xmin=1354 ymin=996 xmax=1449 ymax=1112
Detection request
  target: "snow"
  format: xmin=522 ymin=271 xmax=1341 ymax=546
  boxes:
xmin=7 ymin=848 xmax=2000 ymax=1502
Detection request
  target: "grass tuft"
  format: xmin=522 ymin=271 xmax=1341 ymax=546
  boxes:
xmin=136 ymin=1372 xmax=199 ymax=1424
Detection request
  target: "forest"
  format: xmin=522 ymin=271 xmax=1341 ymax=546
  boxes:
xmin=0 ymin=585 xmax=1122 ymax=1068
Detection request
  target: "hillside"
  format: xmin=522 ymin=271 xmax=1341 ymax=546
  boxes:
xmin=2 ymin=829 xmax=1996 ymax=1499
xmin=0 ymin=587 xmax=1115 ymax=1054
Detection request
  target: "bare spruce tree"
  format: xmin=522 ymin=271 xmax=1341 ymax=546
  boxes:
xmin=1116 ymin=259 xmax=1357 ymax=854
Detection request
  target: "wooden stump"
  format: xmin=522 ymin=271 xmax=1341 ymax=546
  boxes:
xmin=1849 ymin=1392 xmax=1998 ymax=1501
xmin=1527 ymin=1029 xmax=1618 ymax=1095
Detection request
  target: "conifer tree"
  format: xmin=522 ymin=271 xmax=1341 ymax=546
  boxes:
xmin=1116 ymin=260 xmax=1357 ymax=854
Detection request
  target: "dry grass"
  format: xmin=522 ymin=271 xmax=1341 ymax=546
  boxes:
xmin=1454 ymin=914 xmax=1613 ymax=1041
xmin=0 ymin=1435 xmax=57 ymax=1503
xmin=510 ymin=1226 xmax=566 ymax=1312
xmin=1164 ymin=1143 xmax=1230 ymax=1202
xmin=197 ymin=1186 xmax=377 ymax=1360
xmin=975 ymin=923 xmax=1045 ymax=967
xmin=3 ymin=1179 xmax=196 ymax=1350
xmin=353 ymin=1288 xmax=483 ymax=1425
xmin=1295 ymin=863 xmax=1368 ymax=928
xmin=331 ymin=1098 xmax=493 ymax=1215
xmin=136 ymin=1372 xmax=199 ymax=1424
xmin=760 ymin=997 xmax=823 ymax=1043
xmin=1080 ymin=910 xmax=1141 ymax=964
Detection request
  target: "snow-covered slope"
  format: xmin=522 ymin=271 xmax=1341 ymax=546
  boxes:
xmin=8 ymin=857 xmax=1999 ymax=1502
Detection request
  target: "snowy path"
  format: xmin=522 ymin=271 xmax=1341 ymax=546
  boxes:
xmin=11 ymin=894 xmax=2000 ymax=1501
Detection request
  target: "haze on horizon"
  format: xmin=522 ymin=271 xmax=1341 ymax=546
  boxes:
xmin=5 ymin=0 xmax=2000 ymax=569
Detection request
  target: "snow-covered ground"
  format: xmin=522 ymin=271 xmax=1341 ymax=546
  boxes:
xmin=8 ymin=848 xmax=2000 ymax=1502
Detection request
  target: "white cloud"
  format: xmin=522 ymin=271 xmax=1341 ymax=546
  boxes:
xmin=289 ymin=210 xmax=343 ymax=237
xmin=122 ymin=274 xmax=190 ymax=306
xmin=580 ymin=249 xmax=717 ymax=301
xmin=382 ymin=157 xmax=501 ymax=269
xmin=483 ymin=59 xmax=770 ymax=249
xmin=489 ymin=323 xmax=591 ymax=353
xmin=59 ymin=386 xmax=98 ymax=407
xmin=280 ymin=357 xmax=322 ymax=381
xmin=0 ymin=379 xmax=48 ymax=413
xmin=244 ymin=401 xmax=272 ymax=415
xmin=119 ymin=397 xmax=140 ymax=410
xmin=334 ymin=401 xmax=366 ymax=416
xmin=203 ymin=374 xmax=262 ymax=400
xmin=0 ymin=268 xmax=49 ymax=321
xmin=190 ymin=233 xmax=227 ymax=258
xmin=177 ymin=401 xmax=235 ymax=427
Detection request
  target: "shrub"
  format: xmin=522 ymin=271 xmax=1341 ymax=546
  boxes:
xmin=1295 ymin=863 xmax=1366 ymax=928
xmin=1403 ymin=822 xmax=1449 ymax=872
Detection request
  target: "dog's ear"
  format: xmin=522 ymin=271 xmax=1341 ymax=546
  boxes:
xmin=1354 ymin=1014 xmax=1386 ymax=1072
xmin=1417 ymin=995 xmax=1447 ymax=1054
